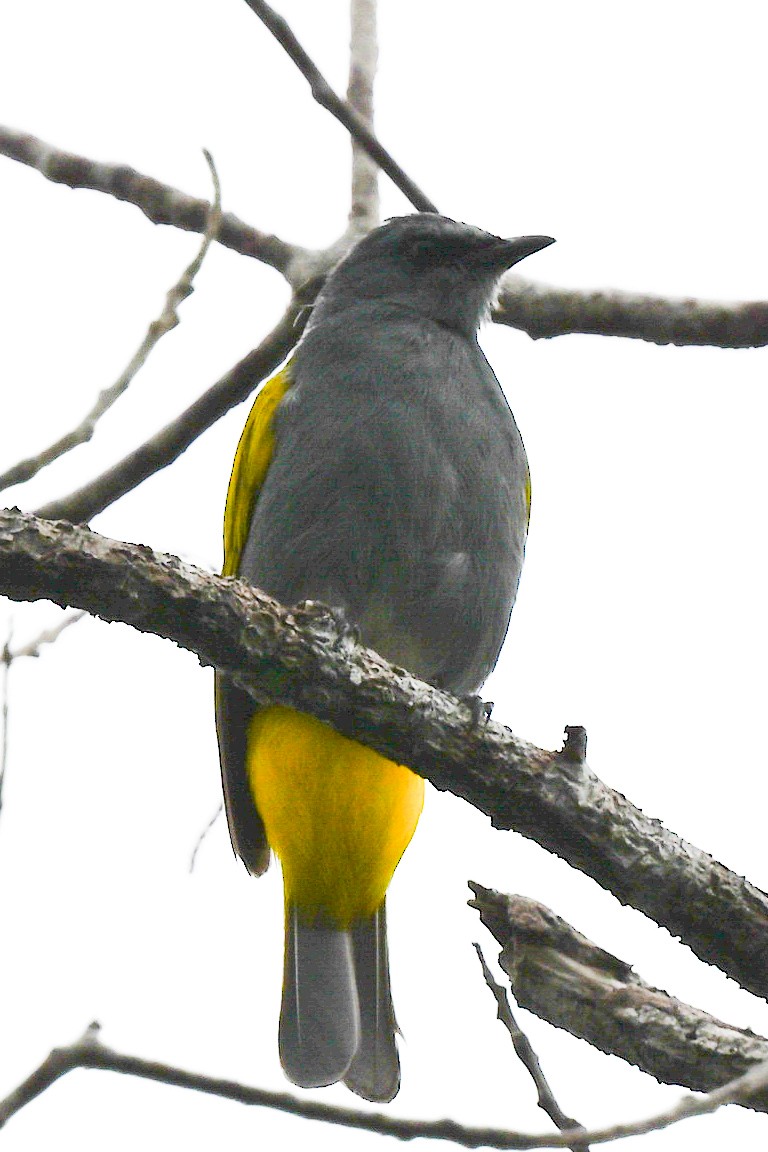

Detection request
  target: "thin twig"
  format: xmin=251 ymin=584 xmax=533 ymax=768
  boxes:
xmin=0 ymin=611 xmax=86 ymax=814
xmin=3 ymin=510 xmax=768 ymax=1004
xmin=189 ymin=803 xmax=223 ymax=873
xmin=474 ymin=945 xmax=590 ymax=1152
xmin=347 ymin=0 xmax=380 ymax=230
xmin=242 ymin=0 xmax=438 ymax=214
xmin=1 ymin=1022 xmax=767 ymax=1146
xmin=33 ymin=286 xmax=317 ymax=524
xmin=3 ymin=611 xmax=86 ymax=661
xmin=0 ymin=124 xmax=308 ymax=281
xmin=0 ymin=153 xmax=222 ymax=496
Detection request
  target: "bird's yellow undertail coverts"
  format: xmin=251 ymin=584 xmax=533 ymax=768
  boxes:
xmin=215 ymin=214 xmax=554 ymax=1102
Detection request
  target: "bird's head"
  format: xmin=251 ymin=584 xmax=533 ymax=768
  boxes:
xmin=311 ymin=214 xmax=554 ymax=337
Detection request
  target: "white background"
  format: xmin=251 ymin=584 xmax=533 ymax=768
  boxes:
xmin=1 ymin=1 xmax=767 ymax=1148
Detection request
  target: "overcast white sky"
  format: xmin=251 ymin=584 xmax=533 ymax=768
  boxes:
xmin=2 ymin=2 xmax=768 ymax=1148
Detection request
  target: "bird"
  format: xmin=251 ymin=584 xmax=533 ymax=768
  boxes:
xmin=215 ymin=213 xmax=554 ymax=1101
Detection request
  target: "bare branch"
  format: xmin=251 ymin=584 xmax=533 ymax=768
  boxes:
xmin=0 ymin=153 xmax=222 ymax=496
xmin=0 ymin=124 xmax=309 ymax=282
xmin=474 ymin=945 xmax=590 ymax=1151
xmin=347 ymin=0 xmax=380 ymax=230
xmin=495 ymin=274 xmax=768 ymax=348
xmin=33 ymin=288 xmax=315 ymax=524
xmin=5 ymin=124 xmax=768 ymax=347
xmin=472 ymin=884 xmax=768 ymax=1106
xmin=242 ymin=0 xmax=438 ymax=214
xmin=2 ymin=510 xmax=768 ymax=1003
xmin=0 ymin=1022 xmax=102 ymax=1129
xmin=2 ymin=1020 xmax=768 ymax=1147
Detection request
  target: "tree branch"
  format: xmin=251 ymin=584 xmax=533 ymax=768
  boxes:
xmin=1 ymin=611 xmax=85 ymax=662
xmin=347 ymin=0 xmax=380 ymax=230
xmin=0 ymin=124 xmax=310 ymax=285
xmin=32 ymin=289 xmax=315 ymax=524
xmin=495 ymin=275 xmax=768 ymax=348
xmin=2 ymin=509 xmax=768 ymax=1003
xmin=474 ymin=945 xmax=590 ymax=1151
xmin=5 ymin=123 xmax=768 ymax=348
xmin=1 ymin=1021 xmax=767 ymax=1147
xmin=242 ymin=0 xmax=438 ymax=214
xmin=0 ymin=152 xmax=222 ymax=496
xmin=471 ymin=883 xmax=768 ymax=1107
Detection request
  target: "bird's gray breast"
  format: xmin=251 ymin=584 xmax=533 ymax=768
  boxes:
xmin=239 ymin=311 xmax=529 ymax=695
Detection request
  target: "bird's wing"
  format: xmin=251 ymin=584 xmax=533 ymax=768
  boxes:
xmin=215 ymin=362 xmax=293 ymax=875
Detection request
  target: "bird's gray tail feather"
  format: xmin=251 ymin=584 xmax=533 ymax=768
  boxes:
xmin=279 ymin=905 xmax=360 ymax=1089
xmin=344 ymin=903 xmax=400 ymax=1102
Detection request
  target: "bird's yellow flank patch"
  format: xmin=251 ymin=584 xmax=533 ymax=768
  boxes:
xmin=222 ymin=363 xmax=293 ymax=577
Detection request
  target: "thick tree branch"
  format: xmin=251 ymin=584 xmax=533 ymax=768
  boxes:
xmin=0 ymin=152 xmax=222 ymax=496
xmin=495 ymin=275 xmax=768 ymax=348
xmin=471 ymin=884 xmax=768 ymax=1108
xmin=0 ymin=124 xmax=311 ymax=285
xmin=1 ymin=1021 xmax=767 ymax=1147
xmin=243 ymin=0 xmax=438 ymax=214
xmin=2 ymin=510 xmax=768 ymax=1002
xmin=32 ymin=290 xmax=315 ymax=524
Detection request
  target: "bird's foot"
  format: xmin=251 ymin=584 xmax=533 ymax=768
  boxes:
xmin=294 ymin=600 xmax=361 ymax=649
xmin=461 ymin=694 xmax=494 ymax=727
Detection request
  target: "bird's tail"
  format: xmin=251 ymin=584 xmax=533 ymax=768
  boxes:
xmin=344 ymin=903 xmax=400 ymax=1102
xmin=279 ymin=904 xmax=360 ymax=1089
xmin=279 ymin=901 xmax=400 ymax=1101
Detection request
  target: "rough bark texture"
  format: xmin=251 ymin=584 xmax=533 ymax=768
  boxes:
xmin=2 ymin=508 xmax=768 ymax=1002
xmin=471 ymin=884 xmax=768 ymax=1110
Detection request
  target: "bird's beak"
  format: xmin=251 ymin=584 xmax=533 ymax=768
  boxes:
xmin=481 ymin=234 xmax=556 ymax=270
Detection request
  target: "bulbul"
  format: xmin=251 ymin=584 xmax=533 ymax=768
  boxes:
xmin=215 ymin=213 xmax=554 ymax=1101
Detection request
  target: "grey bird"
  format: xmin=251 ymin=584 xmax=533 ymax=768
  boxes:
xmin=216 ymin=213 xmax=554 ymax=1101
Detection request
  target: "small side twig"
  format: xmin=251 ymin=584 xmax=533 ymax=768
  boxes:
xmin=0 ymin=153 xmax=222 ymax=496
xmin=474 ymin=944 xmax=590 ymax=1152
xmin=3 ymin=611 xmax=86 ymax=662
xmin=189 ymin=803 xmax=223 ymax=873
xmin=243 ymin=0 xmax=438 ymax=214
xmin=2 ymin=1021 xmax=768 ymax=1146
xmin=0 ymin=611 xmax=86 ymax=813
xmin=33 ymin=284 xmax=317 ymax=524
